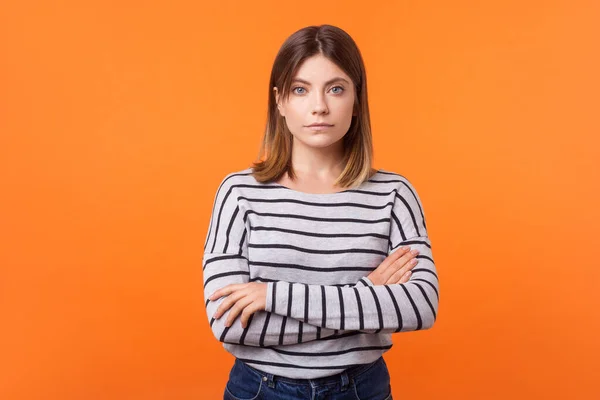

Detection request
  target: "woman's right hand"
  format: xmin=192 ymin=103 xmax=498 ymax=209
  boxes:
xmin=366 ymin=246 xmax=420 ymax=285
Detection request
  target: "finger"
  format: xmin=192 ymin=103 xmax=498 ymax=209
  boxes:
xmin=240 ymin=303 xmax=261 ymax=328
xmin=214 ymin=289 xmax=248 ymax=318
xmin=390 ymin=246 xmax=411 ymax=261
xmin=380 ymin=246 xmax=411 ymax=272
xmin=400 ymin=270 xmax=413 ymax=283
xmin=387 ymin=269 xmax=413 ymax=285
xmin=386 ymin=259 xmax=418 ymax=284
xmin=209 ymin=284 xmax=243 ymax=300
xmin=391 ymin=249 xmax=419 ymax=271
xmin=386 ymin=268 xmax=403 ymax=284
xmin=380 ymin=248 xmax=416 ymax=282
xmin=225 ymin=296 xmax=254 ymax=327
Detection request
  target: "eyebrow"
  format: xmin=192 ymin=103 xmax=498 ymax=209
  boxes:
xmin=291 ymin=77 xmax=350 ymax=86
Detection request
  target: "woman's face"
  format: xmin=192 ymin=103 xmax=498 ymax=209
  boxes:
xmin=274 ymin=54 xmax=357 ymax=150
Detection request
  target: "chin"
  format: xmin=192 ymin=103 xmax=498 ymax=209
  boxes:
xmin=296 ymin=134 xmax=346 ymax=148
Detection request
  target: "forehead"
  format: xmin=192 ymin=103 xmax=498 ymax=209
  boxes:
xmin=291 ymin=55 xmax=351 ymax=84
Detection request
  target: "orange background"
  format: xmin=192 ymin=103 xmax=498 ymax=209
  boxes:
xmin=1 ymin=1 xmax=599 ymax=399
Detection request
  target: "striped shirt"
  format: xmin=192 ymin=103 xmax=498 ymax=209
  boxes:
xmin=202 ymin=167 xmax=439 ymax=379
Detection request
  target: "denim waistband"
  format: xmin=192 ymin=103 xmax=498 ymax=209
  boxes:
xmin=239 ymin=356 xmax=383 ymax=387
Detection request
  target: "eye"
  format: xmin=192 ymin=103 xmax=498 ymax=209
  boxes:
xmin=291 ymin=85 xmax=345 ymax=95
xmin=292 ymin=86 xmax=306 ymax=94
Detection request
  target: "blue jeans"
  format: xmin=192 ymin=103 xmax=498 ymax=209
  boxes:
xmin=223 ymin=356 xmax=393 ymax=400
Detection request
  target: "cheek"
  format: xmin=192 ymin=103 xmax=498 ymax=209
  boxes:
xmin=342 ymin=99 xmax=356 ymax=114
xmin=284 ymin=107 xmax=304 ymax=126
xmin=328 ymin=97 xmax=354 ymax=114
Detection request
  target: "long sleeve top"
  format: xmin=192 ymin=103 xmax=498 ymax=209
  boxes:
xmin=202 ymin=167 xmax=439 ymax=379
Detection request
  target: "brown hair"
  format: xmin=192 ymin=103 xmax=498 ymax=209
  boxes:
xmin=250 ymin=24 xmax=376 ymax=190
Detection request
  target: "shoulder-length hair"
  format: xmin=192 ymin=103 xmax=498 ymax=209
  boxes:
xmin=251 ymin=24 xmax=375 ymax=190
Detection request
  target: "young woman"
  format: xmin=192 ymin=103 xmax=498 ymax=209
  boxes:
xmin=203 ymin=24 xmax=439 ymax=400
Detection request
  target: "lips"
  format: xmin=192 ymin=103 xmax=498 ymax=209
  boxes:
xmin=307 ymin=123 xmax=333 ymax=127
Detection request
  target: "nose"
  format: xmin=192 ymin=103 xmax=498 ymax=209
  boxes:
xmin=311 ymin=91 xmax=329 ymax=115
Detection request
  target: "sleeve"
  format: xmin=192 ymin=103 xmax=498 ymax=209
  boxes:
xmin=264 ymin=179 xmax=439 ymax=333
xmin=202 ymin=174 xmax=372 ymax=347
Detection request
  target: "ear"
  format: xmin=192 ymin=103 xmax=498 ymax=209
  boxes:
xmin=273 ymin=86 xmax=285 ymax=117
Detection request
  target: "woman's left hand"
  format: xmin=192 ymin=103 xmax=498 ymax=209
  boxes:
xmin=209 ymin=282 xmax=268 ymax=328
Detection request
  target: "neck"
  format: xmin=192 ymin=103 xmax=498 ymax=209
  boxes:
xmin=290 ymin=138 xmax=346 ymax=178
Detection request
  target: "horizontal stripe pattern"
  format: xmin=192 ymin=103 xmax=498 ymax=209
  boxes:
xmin=202 ymin=167 xmax=439 ymax=379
